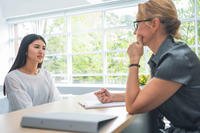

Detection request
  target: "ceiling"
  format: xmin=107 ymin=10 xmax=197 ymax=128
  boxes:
xmin=0 ymin=0 xmax=117 ymax=18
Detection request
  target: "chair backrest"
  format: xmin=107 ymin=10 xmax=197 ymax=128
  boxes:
xmin=122 ymin=112 xmax=154 ymax=133
xmin=0 ymin=97 xmax=9 ymax=114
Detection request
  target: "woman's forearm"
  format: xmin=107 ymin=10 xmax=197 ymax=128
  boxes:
xmin=111 ymin=93 xmax=125 ymax=102
xmin=125 ymin=67 xmax=140 ymax=113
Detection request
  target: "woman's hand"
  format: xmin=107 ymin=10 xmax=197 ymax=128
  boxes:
xmin=94 ymin=88 xmax=113 ymax=103
xmin=127 ymin=35 xmax=144 ymax=64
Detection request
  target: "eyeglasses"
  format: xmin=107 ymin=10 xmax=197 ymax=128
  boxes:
xmin=133 ymin=18 xmax=153 ymax=31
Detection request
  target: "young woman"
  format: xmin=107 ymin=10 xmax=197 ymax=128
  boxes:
xmin=3 ymin=34 xmax=61 ymax=112
xmin=95 ymin=0 xmax=200 ymax=132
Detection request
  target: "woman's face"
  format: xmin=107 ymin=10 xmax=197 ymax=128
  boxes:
xmin=27 ymin=39 xmax=46 ymax=64
xmin=134 ymin=16 xmax=155 ymax=46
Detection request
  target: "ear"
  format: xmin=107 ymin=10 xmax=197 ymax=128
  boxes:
xmin=151 ymin=18 xmax=161 ymax=31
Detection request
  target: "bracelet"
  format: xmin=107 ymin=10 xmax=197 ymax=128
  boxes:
xmin=128 ymin=64 xmax=140 ymax=68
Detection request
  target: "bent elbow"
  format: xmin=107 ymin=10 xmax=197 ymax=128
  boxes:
xmin=126 ymin=104 xmax=146 ymax=114
xmin=126 ymin=105 xmax=134 ymax=114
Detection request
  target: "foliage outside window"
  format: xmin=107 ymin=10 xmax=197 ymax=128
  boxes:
xmin=8 ymin=0 xmax=200 ymax=87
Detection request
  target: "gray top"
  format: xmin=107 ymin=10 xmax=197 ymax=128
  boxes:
xmin=4 ymin=69 xmax=61 ymax=112
xmin=148 ymin=35 xmax=200 ymax=131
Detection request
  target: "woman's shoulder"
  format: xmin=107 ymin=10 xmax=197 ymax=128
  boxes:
xmin=4 ymin=69 xmax=22 ymax=84
xmin=38 ymin=69 xmax=54 ymax=83
xmin=173 ymin=41 xmax=192 ymax=53
xmin=38 ymin=68 xmax=52 ymax=77
xmin=160 ymin=41 xmax=200 ymax=68
xmin=165 ymin=41 xmax=196 ymax=60
xmin=5 ymin=69 xmax=20 ymax=79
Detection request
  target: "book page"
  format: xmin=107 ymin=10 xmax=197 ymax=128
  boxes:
xmin=78 ymin=92 xmax=125 ymax=109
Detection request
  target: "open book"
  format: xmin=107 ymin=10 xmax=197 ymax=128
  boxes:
xmin=78 ymin=92 xmax=125 ymax=109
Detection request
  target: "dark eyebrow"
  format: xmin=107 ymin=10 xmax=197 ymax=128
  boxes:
xmin=33 ymin=43 xmax=46 ymax=47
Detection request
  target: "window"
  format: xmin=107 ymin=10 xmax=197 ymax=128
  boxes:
xmin=174 ymin=0 xmax=200 ymax=57
xmin=7 ymin=0 xmax=200 ymax=87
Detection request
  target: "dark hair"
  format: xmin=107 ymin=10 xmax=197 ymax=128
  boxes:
xmin=3 ymin=34 xmax=46 ymax=95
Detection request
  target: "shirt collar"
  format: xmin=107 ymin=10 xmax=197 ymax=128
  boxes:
xmin=148 ymin=35 xmax=175 ymax=65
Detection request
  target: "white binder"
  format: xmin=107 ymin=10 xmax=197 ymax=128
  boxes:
xmin=21 ymin=112 xmax=117 ymax=133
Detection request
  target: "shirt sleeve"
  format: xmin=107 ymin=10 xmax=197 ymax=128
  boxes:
xmin=44 ymin=70 xmax=62 ymax=101
xmin=5 ymin=75 xmax=33 ymax=112
xmin=154 ymin=49 xmax=194 ymax=85
xmin=50 ymin=75 xmax=62 ymax=101
xmin=53 ymin=85 xmax=62 ymax=101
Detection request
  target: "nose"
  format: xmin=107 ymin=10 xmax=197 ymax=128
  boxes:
xmin=39 ymin=48 xmax=45 ymax=54
xmin=133 ymin=30 xmax=137 ymax=35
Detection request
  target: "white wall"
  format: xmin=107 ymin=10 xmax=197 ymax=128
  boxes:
xmin=0 ymin=0 xmax=89 ymax=18
xmin=0 ymin=7 xmax=9 ymax=85
xmin=0 ymin=0 xmax=118 ymax=18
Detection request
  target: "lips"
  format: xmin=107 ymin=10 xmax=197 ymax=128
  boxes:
xmin=37 ymin=55 xmax=43 ymax=59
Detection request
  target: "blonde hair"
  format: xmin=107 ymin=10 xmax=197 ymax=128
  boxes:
xmin=138 ymin=0 xmax=181 ymax=39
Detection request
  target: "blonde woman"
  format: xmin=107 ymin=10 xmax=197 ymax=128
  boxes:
xmin=95 ymin=0 xmax=200 ymax=132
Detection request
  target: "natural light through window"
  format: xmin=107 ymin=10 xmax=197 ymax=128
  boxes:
xmin=6 ymin=0 xmax=200 ymax=88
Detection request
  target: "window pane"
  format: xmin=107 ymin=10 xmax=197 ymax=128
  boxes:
xmin=71 ymin=12 xmax=102 ymax=32
xmin=107 ymin=52 xmax=128 ymax=73
xmin=139 ymin=48 xmax=152 ymax=74
xmin=191 ymin=47 xmax=196 ymax=53
xmin=198 ymin=48 xmax=200 ymax=58
xmin=174 ymin=0 xmax=194 ymax=18
xmin=180 ymin=21 xmax=195 ymax=45
xmin=40 ymin=17 xmax=66 ymax=35
xmin=73 ymin=76 xmax=103 ymax=84
xmin=44 ymin=55 xmax=67 ymax=74
xmin=105 ymin=7 xmax=137 ymax=27
xmin=8 ymin=40 xmax=17 ymax=64
xmin=198 ymin=0 xmax=200 ymax=16
xmin=72 ymin=54 xmax=102 ymax=74
xmin=12 ymin=3 xmax=200 ymax=86
xmin=72 ymin=32 xmax=102 ymax=53
xmin=14 ymin=22 xmax=37 ymax=38
xmin=53 ymin=75 xmax=68 ymax=84
xmin=12 ymin=39 xmax=21 ymax=56
xmin=106 ymin=29 xmax=134 ymax=51
xmin=198 ymin=21 xmax=200 ymax=45
xmin=107 ymin=76 xmax=127 ymax=84
xmin=191 ymin=47 xmax=200 ymax=59
xmin=46 ymin=35 xmax=67 ymax=54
